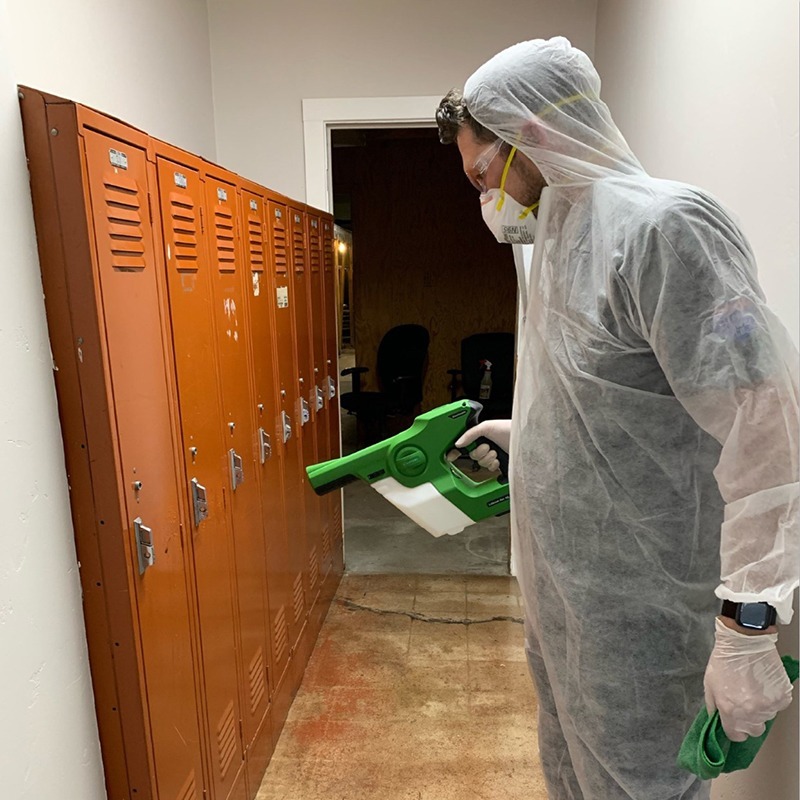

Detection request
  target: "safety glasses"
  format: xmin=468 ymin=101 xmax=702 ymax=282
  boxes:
xmin=470 ymin=138 xmax=504 ymax=193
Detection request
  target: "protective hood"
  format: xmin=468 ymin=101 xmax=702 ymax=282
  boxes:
xmin=464 ymin=37 xmax=645 ymax=185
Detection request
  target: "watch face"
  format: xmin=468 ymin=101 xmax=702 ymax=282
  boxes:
xmin=738 ymin=603 xmax=771 ymax=629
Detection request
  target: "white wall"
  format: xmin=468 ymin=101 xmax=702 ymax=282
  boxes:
xmin=207 ymin=0 xmax=598 ymax=202
xmin=594 ymin=3 xmax=799 ymax=799
xmin=0 ymin=1 xmax=217 ymax=797
xmin=6 ymin=0 xmax=217 ymax=159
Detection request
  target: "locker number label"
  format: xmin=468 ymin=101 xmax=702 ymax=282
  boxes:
xmin=250 ymin=199 xmax=258 ymax=211
xmin=217 ymin=187 xmax=228 ymax=202
xmin=174 ymin=172 xmax=188 ymax=189
xmin=274 ymin=208 xmax=282 ymax=219
xmin=276 ymin=286 xmax=289 ymax=308
xmin=109 ymin=149 xmax=128 ymax=170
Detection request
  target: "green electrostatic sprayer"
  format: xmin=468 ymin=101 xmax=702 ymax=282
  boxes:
xmin=306 ymin=400 xmax=510 ymax=537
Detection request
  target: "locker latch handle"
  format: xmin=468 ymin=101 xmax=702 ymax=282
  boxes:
xmin=300 ymin=398 xmax=310 ymax=426
xmin=327 ymin=375 xmax=336 ymax=400
xmin=259 ymin=428 xmax=272 ymax=464
xmin=315 ymin=386 xmax=324 ymax=411
xmin=229 ymin=449 xmax=245 ymax=490
xmin=134 ymin=517 xmax=155 ymax=575
xmin=191 ymin=478 xmax=209 ymax=527
xmin=281 ymin=411 xmax=292 ymax=443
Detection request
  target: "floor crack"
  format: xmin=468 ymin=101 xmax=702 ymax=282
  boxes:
xmin=337 ymin=597 xmax=523 ymax=625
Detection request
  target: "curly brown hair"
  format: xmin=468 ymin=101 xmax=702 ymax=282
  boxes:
xmin=435 ymin=88 xmax=496 ymax=145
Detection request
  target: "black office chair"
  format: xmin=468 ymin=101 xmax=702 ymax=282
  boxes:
xmin=447 ymin=332 xmax=515 ymax=420
xmin=341 ymin=324 xmax=430 ymax=443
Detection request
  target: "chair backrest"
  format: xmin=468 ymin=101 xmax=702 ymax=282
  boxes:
xmin=460 ymin=332 xmax=515 ymax=402
xmin=376 ymin=324 xmax=430 ymax=408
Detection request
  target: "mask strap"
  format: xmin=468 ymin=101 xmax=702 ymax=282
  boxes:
xmin=518 ymin=201 xmax=539 ymax=220
xmin=496 ymin=146 xmax=517 ymax=211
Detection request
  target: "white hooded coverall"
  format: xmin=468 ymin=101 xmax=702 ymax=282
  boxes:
xmin=464 ymin=38 xmax=799 ymax=800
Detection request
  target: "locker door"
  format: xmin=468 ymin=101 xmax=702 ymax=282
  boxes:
xmin=82 ymin=130 xmax=203 ymax=800
xmin=204 ymin=174 xmax=272 ymax=751
xmin=155 ymin=157 xmax=244 ymax=799
xmin=240 ymin=189 xmax=291 ymax=690
xmin=288 ymin=205 xmax=322 ymax=606
xmin=322 ymin=217 xmax=344 ymax=558
xmin=307 ymin=213 xmax=332 ymax=579
xmin=266 ymin=199 xmax=308 ymax=649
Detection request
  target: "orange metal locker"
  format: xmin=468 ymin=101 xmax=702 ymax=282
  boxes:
xmin=322 ymin=216 xmax=344 ymax=568
xmin=19 ymin=89 xmax=205 ymax=800
xmin=153 ymin=147 xmax=246 ymax=800
xmin=288 ymin=205 xmax=323 ymax=614
xmin=238 ymin=183 xmax=294 ymax=739
xmin=306 ymin=212 xmax=334 ymax=581
xmin=265 ymin=195 xmax=309 ymax=661
xmin=203 ymin=169 xmax=273 ymax=765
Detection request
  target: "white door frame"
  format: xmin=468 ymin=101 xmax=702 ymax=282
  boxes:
xmin=302 ymin=95 xmax=517 ymax=577
xmin=302 ymin=95 xmax=442 ymax=211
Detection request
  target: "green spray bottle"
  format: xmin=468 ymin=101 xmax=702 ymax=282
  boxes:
xmin=306 ymin=400 xmax=509 ymax=537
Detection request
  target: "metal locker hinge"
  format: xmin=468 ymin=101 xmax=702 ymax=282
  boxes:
xmin=281 ymin=411 xmax=292 ymax=443
xmin=327 ymin=375 xmax=336 ymax=400
xmin=134 ymin=517 xmax=155 ymax=575
xmin=315 ymin=385 xmax=324 ymax=411
xmin=300 ymin=398 xmax=310 ymax=426
xmin=229 ymin=449 xmax=245 ymax=490
xmin=191 ymin=478 xmax=209 ymax=527
xmin=259 ymin=428 xmax=272 ymax=464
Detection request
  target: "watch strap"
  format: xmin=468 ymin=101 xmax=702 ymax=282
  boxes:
xmin=720 ymin=600 xmax=777 ymax=628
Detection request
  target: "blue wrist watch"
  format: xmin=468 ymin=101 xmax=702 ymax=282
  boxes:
xmin=720 ymin=600 xmax=777 ymax=630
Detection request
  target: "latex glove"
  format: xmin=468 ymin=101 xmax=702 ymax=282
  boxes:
xmin=446 ymin=419 xmax=511 ymax=473
xmin=704 ymin=617 xmax=794 ymax=742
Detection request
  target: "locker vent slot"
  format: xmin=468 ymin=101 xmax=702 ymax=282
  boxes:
xmin=309 ymin=545 xmax=319 ymax=591
xmin=217 ymin=701 xmax=237 ymax=779
xmin=168 ymin=192 xmax=199 ymax=272
xmin=292 ymin=573 xmax=304 ymax=624
xmin=247 ymin=213 xmax=265 ymax=272
xmin=248 ymin=647 xmax=266 ymax=714
xmin=103 ymin=175 xmax=146 ymax=271
xmin=322 ymin=527 xmax=331 ymax=568
xmin=272 ymin=220 xmax=288 ymax=273
xmin=274 ymin=605 xmax=289 ymax=666
xmin=309 ymin=228 xmax=321 ymax=271
xmin=323 ymin=233 xmax=334 ymax=271
xmin=292 ymin=227 xmax=305 ymax=272
xmin=213 ymin=204 xmax=236 ymax=272
xmin=176 ymin=771 xmax=198 ymax=800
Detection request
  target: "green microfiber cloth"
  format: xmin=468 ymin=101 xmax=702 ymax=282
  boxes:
xmin=678 ymin=655 xmax=799 ymax=780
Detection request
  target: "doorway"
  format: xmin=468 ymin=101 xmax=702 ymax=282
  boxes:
xmin=330 ymin=126 xmax=517 ymax=574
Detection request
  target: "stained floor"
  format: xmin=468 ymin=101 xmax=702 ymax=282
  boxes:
xmin=257 ymin=573 xmax=546 ymax=800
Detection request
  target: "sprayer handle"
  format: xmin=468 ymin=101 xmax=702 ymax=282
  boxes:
xmin=462 ymin=436 xmax=510 ymax=485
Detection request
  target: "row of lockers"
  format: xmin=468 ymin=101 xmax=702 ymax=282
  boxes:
xmin=19 ymin=87 xmax=343 ymax=800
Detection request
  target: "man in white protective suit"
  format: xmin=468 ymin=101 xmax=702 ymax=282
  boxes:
xmin=437 ymin=37 xmax=798 ymax=799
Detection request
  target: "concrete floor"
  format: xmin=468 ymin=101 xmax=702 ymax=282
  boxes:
xmin=339 ymin=349 xmax=511 ymax=576
xmin=257 ymin=573 xmax=546 ymax=800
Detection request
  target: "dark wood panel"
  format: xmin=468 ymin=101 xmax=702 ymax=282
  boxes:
xmin=334 ymin=132 xmax=517 ymax=410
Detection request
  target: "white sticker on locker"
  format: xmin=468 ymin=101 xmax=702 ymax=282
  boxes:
xmin=275 ymin=208 xmax=282 ymax=219
xmin=276 ymin=286 xmax=289 ymax=308
xmin=250 ymin=199 xmax=258 ymax=211
xmin=294 ymin=214 xmax=301 ymax=224
xmin=217 ymin=187 xmax=228 ymax=202
xmin=312 ymin=219 xmax=318 ymax=229
xmin=252 ymin=272 xmax=260 ymax=296
xmin=174 ymin=172 xmax=188 ymax=188
xmin=109 ymin=149 xmax=128 ymax=170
